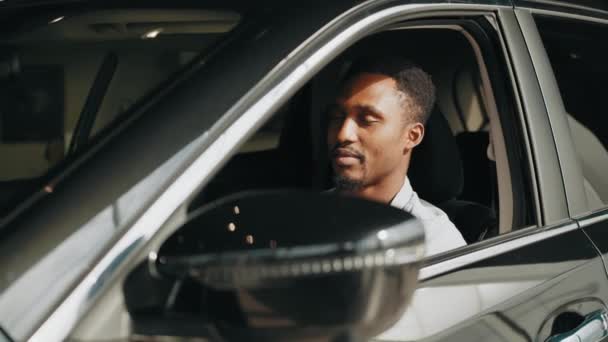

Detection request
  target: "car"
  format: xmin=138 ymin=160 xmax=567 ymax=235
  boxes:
xmin=1 ymin=0 xmax=608 ymax=341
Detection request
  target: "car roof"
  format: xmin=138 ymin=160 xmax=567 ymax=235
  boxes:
xmin=3 ymin=0 xmax=606 ymax=13
xmin=514 ymin=0 xmax=608 ymax=14
xmin=0 ymin=0 xmax=354 ymax=9
xmin=0 ymin=0 xmax=513 ymax=11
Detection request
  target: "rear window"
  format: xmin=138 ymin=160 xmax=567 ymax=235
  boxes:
xmin=535 ymin=15 xmax=608 ymax=210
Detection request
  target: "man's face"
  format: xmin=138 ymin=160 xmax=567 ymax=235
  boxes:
xmin=327 ymin=72 xmax=413 ymax=190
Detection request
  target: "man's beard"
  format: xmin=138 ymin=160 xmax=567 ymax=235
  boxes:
xmin=333 ymin=173 xmax=364 ymax=192
xmin=330 ymin=143 xmax=366 ymax=192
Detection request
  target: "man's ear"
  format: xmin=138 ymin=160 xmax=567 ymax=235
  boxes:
xmin=404 ymin=122 xmax=425 ymax=150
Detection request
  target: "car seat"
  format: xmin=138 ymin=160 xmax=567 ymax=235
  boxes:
xmin=409 ymin=108 xmax=498 ymax=243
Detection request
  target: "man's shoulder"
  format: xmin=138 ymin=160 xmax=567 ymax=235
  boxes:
xmin=416 ymin=197 xmax=449 ymax=220
xmin=415 ymin=198 xmax=467 ymax=256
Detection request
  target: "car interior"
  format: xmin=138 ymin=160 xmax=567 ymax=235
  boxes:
xmin=193 ymin=26 xmax=519 ymax=245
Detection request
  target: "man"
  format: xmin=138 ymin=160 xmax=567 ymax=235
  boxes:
xmin=327 ymin=56 xmax=466 ymax=256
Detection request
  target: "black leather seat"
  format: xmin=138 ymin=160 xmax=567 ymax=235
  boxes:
xmin=409 ymin=108 xmax=497 ymax=243
xmin=456 ymin=131 xmax=496 ymax=210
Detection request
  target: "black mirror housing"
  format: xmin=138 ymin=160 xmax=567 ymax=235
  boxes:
xmin=127 ymin=190 xmax=425 ymax=342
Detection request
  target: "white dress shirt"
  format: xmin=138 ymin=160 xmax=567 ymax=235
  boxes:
xmin=390 ymin=176 xmax=466 ymax=256
xmin=374 ymin=178 xmax=470 ymax=342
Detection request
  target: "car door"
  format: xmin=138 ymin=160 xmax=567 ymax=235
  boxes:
xmin=510 ymin=2 xmax=608 ymax=341
xmin=372 ymin=4 xmax=608 ymax=342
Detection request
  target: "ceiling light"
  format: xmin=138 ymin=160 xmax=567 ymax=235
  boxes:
xmin=49 ymin=16 xmax=64 ymax=24
xmin=142 ymin=28 xmax=163 ymax=39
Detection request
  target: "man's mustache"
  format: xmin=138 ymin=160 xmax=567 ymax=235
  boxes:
xmin=331 ymin=144 xmax=365 ymax=162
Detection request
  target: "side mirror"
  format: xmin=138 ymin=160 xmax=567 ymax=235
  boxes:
xmin=126 ymin=190 xmax=425 ymax=342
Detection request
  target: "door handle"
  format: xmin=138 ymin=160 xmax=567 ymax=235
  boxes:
xmin=546 ymin=310 xmax=608 ymax=342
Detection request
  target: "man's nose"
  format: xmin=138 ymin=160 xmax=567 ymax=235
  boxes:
xmin=335 ymin=117 xmax=358 ymax=143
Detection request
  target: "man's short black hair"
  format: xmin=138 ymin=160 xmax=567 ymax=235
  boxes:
xmin=344 ymin=55 xmax=436 ymax=124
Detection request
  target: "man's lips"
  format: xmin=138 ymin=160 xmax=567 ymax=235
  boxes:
xmin=332 ymin=148 xmax=363 ymax=166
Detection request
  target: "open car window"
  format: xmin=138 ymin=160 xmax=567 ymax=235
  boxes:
xmin=194 ymin=20 xmax=536 ymax=252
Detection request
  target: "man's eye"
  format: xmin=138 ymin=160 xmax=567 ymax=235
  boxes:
xmin=362 ymin=115 xmax=379 ymax=125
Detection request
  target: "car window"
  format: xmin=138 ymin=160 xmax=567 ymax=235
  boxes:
xmin=534 ymin=15 xmax=608 ymax=210
xmin=0 ymin=9 xmax=240 ymax=217
xmin=194 ymin=23 xmax=536 ymax=251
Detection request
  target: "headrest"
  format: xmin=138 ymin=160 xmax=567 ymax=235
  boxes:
xmin=409 ymin=108 xmax=463 ymax=204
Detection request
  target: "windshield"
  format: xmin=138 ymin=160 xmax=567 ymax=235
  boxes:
xmin=0 ymin=7 xmax=240 ymax=217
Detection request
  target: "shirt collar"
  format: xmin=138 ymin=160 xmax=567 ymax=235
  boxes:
xmin=390 ymin=176 xmax=414 ymax=210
